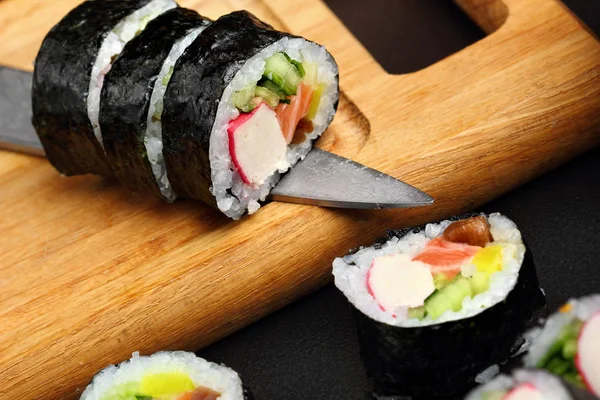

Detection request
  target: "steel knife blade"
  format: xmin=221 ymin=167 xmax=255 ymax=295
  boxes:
xmin=0 ymin=65 xmax=433 ymax=209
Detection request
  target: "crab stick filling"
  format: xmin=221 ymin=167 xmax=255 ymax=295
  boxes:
xmin=367 ymin=254 xmax=435 ymax=314
xmin=228 ymin=103 xmax=288 ymax=185
xmin=502 ymin=383 xmax=544 ymax=400
xmin=577 ymin=312 xmax=600 ymax=395
xmin=413 ymin=237 xmax=481 ymax=280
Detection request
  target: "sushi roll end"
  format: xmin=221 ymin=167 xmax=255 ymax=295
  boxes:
xmin=163 ymin=10 xmax=339 ymax=219
xmin=333 ymin=213 xmax=545 ymax=397
xmin=80 ymin=351 xmax=250 ymax=400
xmin=525 ymin=295 xmax=600 ymax=397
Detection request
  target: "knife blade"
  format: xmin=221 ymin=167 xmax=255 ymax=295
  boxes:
xmin=0 ymin=66 xmax=433 ymax=208
xmin=270 ymin=148 xmax=433 ymax=208
xmin=0 ymin=66 xmax=44 ymax=156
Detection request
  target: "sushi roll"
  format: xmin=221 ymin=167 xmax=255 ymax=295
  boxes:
xmin=32 ymin=0 xmax=177 ymax=177
xmin=100 ymin=8 xmax=211 ymax=201
xmin=466 ymin=369 xmax=599 ymax=400
xmin=162 ymin=10 xmax=339 ymax=219
xmin=332 ymin=213 xmax=545 ymax=397
xmin=80 ymin=351 xmax=251 ymax=400
xmin=524 ymin=295 xmax=600 ymax=397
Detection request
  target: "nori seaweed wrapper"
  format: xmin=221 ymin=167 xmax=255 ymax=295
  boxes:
xmin=100 ymin=8 xmax=211 ymax=198
xmin=345 ymin=213 xmax=546 ymax=398
xmin=242 ymin=385 xmax=254 ymax=400
xmin=32 ymin=0 xmax=155 ymax=177
xmin=161 ymin=11 xmax=293 ymax=206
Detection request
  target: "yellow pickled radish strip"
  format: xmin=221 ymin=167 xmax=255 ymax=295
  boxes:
xmin=472 ymin=244 xmax=504 ymax=274
xmin=302 ymin=62 xmax=324 ymax=121
xmin=138 ymin=373 xmax=194 ymax=397
xmin=303 ymin=62 xmax=318 ymax=87
xmin=307 ymin=83 xmax=325 ymax=120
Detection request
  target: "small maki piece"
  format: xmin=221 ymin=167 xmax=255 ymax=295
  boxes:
xmin=100 ymin=8 xmax=211 ymax=201
xmin=32 ymin=0 xmax=177 ymax=177
xmin=524 ymin=295 xmax=600 ymax=397
xmin=466 ymin=369 xmax=599 ymax=400
xmin=163 ymin=10 xmax=339 ymax=219
xmin=80 ymin=351 xmax=251 ymax=400
xmin=332 ymin=213 xmax=545 ymax=397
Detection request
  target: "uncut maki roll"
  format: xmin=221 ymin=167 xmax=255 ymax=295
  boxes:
xmin=163 ymin=10 xmax=339 ymax=219
xmin=524 ymin=295 xmax=600 ymax=396
xmin=466 ymin=369 xmax=599 ymax=400
xmin=80 ymin=351 xmax=251 ymax=400
xmin=32 ymin=0 xmax=177 ymax=177
xmin=100 ymin=8 xmax=211 ymax=201
xmin=332 ymin=213 xmax=545 ymax=397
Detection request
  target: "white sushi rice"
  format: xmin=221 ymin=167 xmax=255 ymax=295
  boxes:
xmin=88 ymin=0 xmax=177 ymax=150
xmin=209 ymin=37 xmax=339 ymax=219
xmin=524 ymin=294 xmax=600 ymax=367
xmin=466 ymin=369 xmax=573 ymax=400
xmin=80 ymin=351 xmax=245 ymax=400
xmin=144 ymin=24 xmax=209 ymax=202
xmin=332 ymin=213 xmax=526 ymax=328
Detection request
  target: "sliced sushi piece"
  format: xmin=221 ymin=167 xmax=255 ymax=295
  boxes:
xmin=466 ymin=369 xmax=599 ymax=400
xmin=162 ymin=10 xmax=339 ymax=219
xmin=332 ymin=213 xmax=545 ymax=397
xmin=80 ymin=351 xmax=251 ymax=400
xmin=100 ymin=8 xmax=211 ymax=202
xmin=525 ymin=295 xmax=600 ymax=396
xmin=32 ymin=0 xmax=177 ymax=177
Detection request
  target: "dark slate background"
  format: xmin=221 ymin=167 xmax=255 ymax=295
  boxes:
xmin=197 ymin=2 xmax=600 ymax=399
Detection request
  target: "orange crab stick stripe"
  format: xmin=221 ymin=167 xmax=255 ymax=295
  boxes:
xmin=275 ymin=83 xmax=314 ymax=144
xmin=413 ymin=237 xmax=481 ymax=279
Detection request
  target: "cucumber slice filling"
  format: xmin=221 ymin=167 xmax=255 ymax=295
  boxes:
xmin=232 ymin=52 xmax=319 ymax=114
xmin=536 ymin=319 xmax=584 ymax=387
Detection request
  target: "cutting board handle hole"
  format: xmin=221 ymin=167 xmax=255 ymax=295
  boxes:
xmin=323 ymin=0 xmax=508 ymax=74
xmin=316 ymin=92 xmax=370 ymax=159
xmin=455 ymin=0 xmax=509 ymax=35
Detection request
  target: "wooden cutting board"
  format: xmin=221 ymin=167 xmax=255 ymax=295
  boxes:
xmin=1 ymin=0 xmax=599 ymax=398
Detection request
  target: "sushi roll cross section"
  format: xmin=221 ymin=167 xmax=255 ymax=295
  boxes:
xmin=525 ymin=295 xmax=600 ymax=396
xmin=100 ymin=8 xmax=212 ymax=201
xmin=32 ymin=0 xmax=177 ymax=177
xmin=163 ymin=10 xmax=339 ymax=219
xmin=466 ymin=369 xmax=599 ymax=400
xmin=33 ymin=4 xmax=340 ymax=219
xmin=333 ymin=213 xmax=545 ymax=397
xmin=80 ymin=351 xmax=250 ymax=400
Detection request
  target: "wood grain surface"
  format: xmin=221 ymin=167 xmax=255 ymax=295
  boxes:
xmin=1 ymin=0 xmax=599 ymax=398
